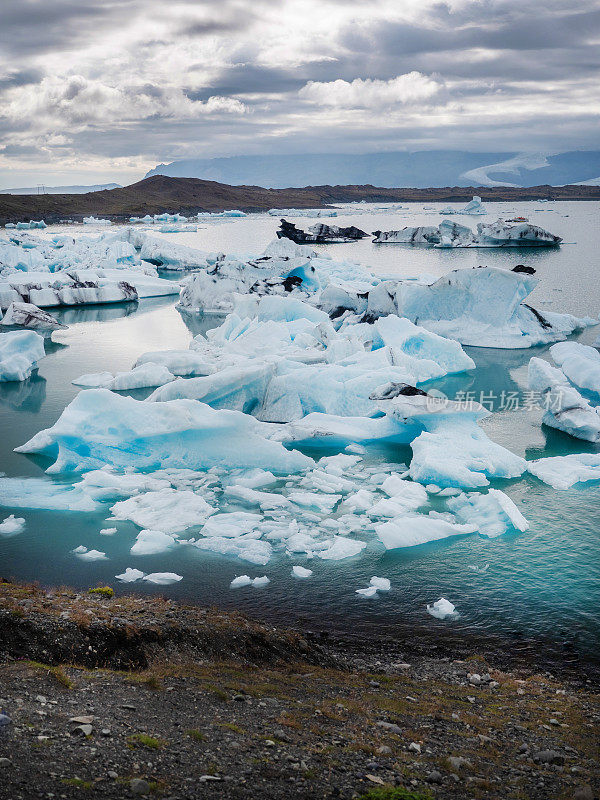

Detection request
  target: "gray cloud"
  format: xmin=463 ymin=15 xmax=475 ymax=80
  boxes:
xmin=0 ymin=0 xmax=598 ymax=185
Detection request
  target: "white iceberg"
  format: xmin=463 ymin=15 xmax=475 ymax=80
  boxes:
xmin=0 ymin=514 xmax=25 ymax=536
xmin=230 ymin=575 xmax=252 ymax=588
xmin=115 ymin=567 xmax=146 ymax=582
xmin=370 ymin=576 xmax=391 ymax=591
xmin=111 ymin=488 xmax=214 ymax=533
xmin=528 ymin=357 xmax=600 ymax=442
xmin=130 ymin=529 xmax=178 ymax=555
xmin=0 ymin=477 xmax=98 ymax=511
xmin=376 ymin=516 xmax=476 ymax=549
xmin=426 ymin=597 xmax=457 ymax=620
xmin=143 ymin=572 xmax=182 ymax=585
xmin=16 ymin=389 xmax=314 ymax=475
xmin=527 ymin=453 xmax=600 ymax=489
xmin=73 ymin=547 xmax=108 ymax=561
xmin=291 ymin=565 xmax=313 ymax=578
xmin=440 ymin=196 xmax=487 ymax=216
xmin=0 ymin=330 xmax=45 ymax=381
xmin=549 ymin=341 xmax=600 ymax=396
xmin=356 ymin=586 xmax=379 ymax=598
xmin=447 ymin=489 xmax=529 ymax=538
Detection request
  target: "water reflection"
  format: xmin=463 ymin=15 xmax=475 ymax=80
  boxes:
xmin=0 ymin=375 xmax=46 ymax=413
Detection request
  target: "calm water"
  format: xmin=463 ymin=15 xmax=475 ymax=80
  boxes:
xmin=1 ymin=202 xmax=599 ymax=674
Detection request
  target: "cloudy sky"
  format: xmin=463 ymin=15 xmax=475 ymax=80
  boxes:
xmin=0 ymin=0 xmax=599 ymax=187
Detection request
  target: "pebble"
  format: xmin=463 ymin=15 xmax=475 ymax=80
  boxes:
xmin=376 ymin=721 xmax=402 ymax=735
xmin=469 ymin=674 xmax=482 ymax=686
xmin=0 ymin=758 xmax=12 ymax=768
xmin=107 ymin=771 xmax=118 ymax=780
xmin=408 ymin=742 xmax=421 ymax=753
xmin=376 ymin=746 xmax=392 ymax=755
xmin=534 ymin=750 xmax=565 ymax=765
xmin=573 ymin=787 xmax=594 ymax=800
xmin=69 ymin=716 xmax=94 ymax=725
xmin=426 ymin=770 xmax=443 ymax=784
xmin=0 ymin=713 xmax=12 ymax=727
xmin=447 ymin=756 xmax=472 ymax=771
xmin=233 ymin=695 xmax=246 ymax=702
xmin=130 ymin=778 xmax=151 ymax=795
xmin=72 ymin=724 xmax=93 ymax=737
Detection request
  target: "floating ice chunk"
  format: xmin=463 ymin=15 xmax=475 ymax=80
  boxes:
xmin=73 ymin=372 xmax=114 ymax=388
xmin=135 ymin=350 xmax=214 ymax=377
xmin=0 ymin=514 xmax=25 ymax=536
xmin=441 ymin=196 xmax=487 ymax=216
xmin=115 ymin=567 xmax=146 ymax=582
xmin=344 ymin=489 xmax=375 ymax=512
xmin=233 ymin=469 xmax=278 ymax=489
xmin=356 ymin=586 xmax=379 ymax=597
xmin=468 ymin=563 xmax=489 ymax=573
xmin=111 ymin=488 xmax=214 ymax=533
xmin=317 ymin=536 xmax=367 ymax=560
xmin=376 ymin=516 xmax=476 ymax=549
xmin=380 ymin=476 xmax=428 ymax=508
xmin=370 ymin=576 xmax=391 ymax=591
xmin=476 ymin=218 xmax=560 ymax=245
xmin=288 ymin=490 xmax=341 ymax=513
xmin=201 ymin=511 xmax=263 ymax=538
xmin=527 ymin=453 xmax=600 ymax=489
xmin=143 ymin=572 xmax=182 ymax=585
xmin=107 ymin=363 xmax=176 ymax=391
xmin=254 ymin=295 xmax=329 ymax=325
xmin=409 ymin=423 xmax=526 ymax=488
xmin=130 ymin=529 xmax=178 ymax=555
xmin=0 ymin=330 xmax=45 ymax=381
xmin=75 ymin=468 xmax=171 ymax=501
xmin=224 ymin=485 xmax=291 ymax=510
xmin=549 ymin=341 xmax=600 ymax=395
xmin=395 ymin=267 xmax=591 ymax=348
xmin=0 ymin=477 xmax=98 ymax=511
xmin=195 ymin=536 xmax=272 ymax=565
xmin=447 ymin=489 xmax=528 ymax=538
xmin=252 ymin=576 xmax=270 ymax=587
xmin=73 ymin=547 xmax=107 ymax=561
xmin=100 ymin=527 xmax=117 ymax=536
xmin=1 ymin=302 xmax=67 ymax=330
xmin=83 ymin=216 xmax=111 ymax=225
xmin=16 ymin=389 xmax=314 ymax=475
xmin=426 ymin=597 xmax=457 ymax=619
xmin=291 ymin=565 xmax=313 ymax=578
xmin=230 ymin=575 xmax=252 ymax=588
xmin=528 ymin=357 xmax=600 ymax=442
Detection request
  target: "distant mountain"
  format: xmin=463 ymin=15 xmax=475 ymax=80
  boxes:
xmin=1 ymin=175 xmax=599 ymax=225
xmin=0 ymin=183 xmax=121 ymax=195
xmin=145 ymin=151 xmax=600 ymax=189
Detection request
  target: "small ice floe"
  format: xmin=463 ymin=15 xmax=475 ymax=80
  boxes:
xmin=130 ymin=529 xmax=178 ymax=555
xmin=1 ymin=301 xmax=67 ymax=331
xmin=72 ymin=546 xmax=107 ymax=561
xmin=73 ymin=372 xmax=114 ymax=388
xmin=100 ymin=527 xmax=117 ymax=536
xmin=527 ymin=453 xmax=600 ymax=490
xmin=468 ymin=563 xmax=489 ymax=574
xmin=143 ymin=572 xmax=182 ymax=585
xmin=115 ymin=567 xmax=145 ymax=582
xmin=356 ymin=586 xmax=379 ymax=598
xmin=230 ymin=575 xmax=252 ymax=588
xmin=291 ymin=566 xmax=313 ymax=579
xmin=251 ymin=576 xmax=270 ymax=588
xmin=0 ymin=514 xmax=25 ymax=536
xmin=370 ymin=576 xmax=391 ymax=591
xmin=426 ymin=597 xmax=457 ymax=620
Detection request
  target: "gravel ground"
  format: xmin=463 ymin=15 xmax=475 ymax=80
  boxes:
xmin=0 ymin=581 xmax=598 ymax=800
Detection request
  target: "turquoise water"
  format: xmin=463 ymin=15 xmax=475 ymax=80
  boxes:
xmin=1 ymin=202 xmax=599 ymax=673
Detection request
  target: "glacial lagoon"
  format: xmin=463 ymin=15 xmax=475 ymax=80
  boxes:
xmin=1 ymin=201 xmax=599 ymax=675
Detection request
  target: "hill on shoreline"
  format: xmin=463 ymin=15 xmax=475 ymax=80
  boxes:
xmin=0 ymin=174 xmax=599 ymax=224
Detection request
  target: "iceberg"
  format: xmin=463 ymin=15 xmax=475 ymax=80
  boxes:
xmin=83 ymin=217 xmax=111 ymax=225
xmin=549 ymin=341 xmax=600 ymax=396
xmin=111 ymin=488 xmax=214 ymax=533
xmin=277 ymin=218 xmax=367 ymax=243
xmin=527 ymin=453 xmax=600 ymax=489
xmin=115 ymin=567 xmax=146 ymax=582
xmin=143 ymin=572 xmax=182 ymax=585
xmin=372 ymin=219 xmax=560 ymax=248
xmin=16 ymin=389 xmax=313 ymax=475
xmin=0 ymin=514 xmax=25 ymax=536
xmin=130 ymin=529 xmax=178 ymax=555
xmin=73 ymin=547 xmax=108 ymax=561
xmin=440 ymin=196 xmax=487 ymax=216
xmin=447 ymin=489 xmax=529 ymax=537
xmin=268 ymin=208 xmax=337 ymax=217
xmin=370 ymin=576 xmax=391 ymax=591
xmin=528 ymin=357 xmax=600 ymax=442
xmin=0 ymin=477 xmax=98 ymax=511
xmin=426 ymin=597 xmax=457 ymax=620
xmin=291 ymin=565 xmax=313 ymax=578
xmin=0 ymin=330 xmax=46 ymax=381
xmin=356 ymin=586 xmax=379 ymax=598
xmin=376 ymin=515 xmax=476 ymax=549
xmin=1 ymin=302 xmax=67 ymax=331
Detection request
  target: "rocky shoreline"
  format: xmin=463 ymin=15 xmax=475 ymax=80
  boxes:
xmin=0 ymin=580 xmax=598 ymax=799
